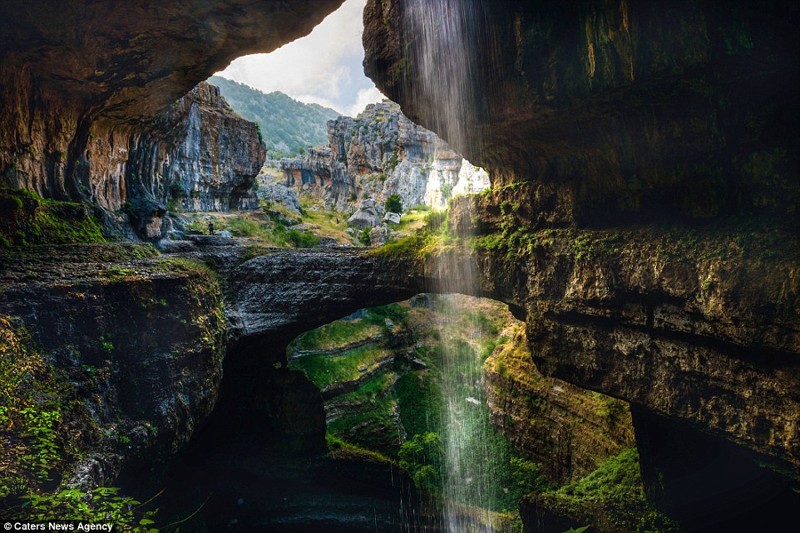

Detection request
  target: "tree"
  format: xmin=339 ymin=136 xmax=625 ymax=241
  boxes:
xmin=384 ymin=193 xmax=403 ymax=214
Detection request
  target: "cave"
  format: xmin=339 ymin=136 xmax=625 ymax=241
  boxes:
xmin=1 ymin=0 xmax=798 ymax=532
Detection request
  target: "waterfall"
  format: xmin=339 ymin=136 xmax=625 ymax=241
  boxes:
xmin=403 ymin=0 xmax=484 ymax=156
xmin=403 ymin=2 xmax=501 ymax=530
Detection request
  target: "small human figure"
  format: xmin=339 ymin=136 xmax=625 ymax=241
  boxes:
xmin=208 ymin=222 xmax=215 ymax=235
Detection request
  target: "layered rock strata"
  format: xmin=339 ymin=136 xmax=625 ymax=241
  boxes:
xmin=485 ymin=326 xmax=634 ymax=484
xmin=0 ymin=244 xmax=227 ymax=487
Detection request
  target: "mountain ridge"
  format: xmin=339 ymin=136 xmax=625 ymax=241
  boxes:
xmin=208 ymin=75 xmax=340 ymax=159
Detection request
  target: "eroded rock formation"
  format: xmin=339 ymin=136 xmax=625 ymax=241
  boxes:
xmin=364 ymin=0 xmax=798 ymax=227
xmin=0 ymin=245 xmax=226 ymax=487
xmin=225 ymin=247 xmax=423 ymax=363
xmin=485 ymin=326 xmax=634 ymax=484
xmin=126 ymin=82 xmax=265 ymax=237
xmin=280 ymin=101 xmax=489 ymax=214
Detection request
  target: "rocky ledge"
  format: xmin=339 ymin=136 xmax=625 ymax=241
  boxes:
xmin=0 ymin=244 xmax=226 ymax=488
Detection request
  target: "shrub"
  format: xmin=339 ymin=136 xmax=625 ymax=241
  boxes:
xmin=385 ymin=193 xmax=403 ymax=214
xmin=286 ymin=229 xmax=320 ymax=248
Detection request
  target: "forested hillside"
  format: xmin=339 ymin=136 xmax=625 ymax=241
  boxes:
xmin=208 ymin=75 xmax=340 ymax=158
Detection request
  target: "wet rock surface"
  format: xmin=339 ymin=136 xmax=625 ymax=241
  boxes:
xmin=485 ymin=327 xmax=635 ymax=484
xmin=364 ymin=1 xmax=799 ymax=527
xmin=364 ymin=0 xmax=799 ymax=226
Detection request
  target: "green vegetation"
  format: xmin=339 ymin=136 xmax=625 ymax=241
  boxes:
xmin=292 ymin=296 xmax=549 ymax=518
xmin=291 ymin=318 xmax=383 ymax=352
xmin=471 ymin=217 xmax=799 ymax=265
xmin=288 ymin=345 xmax=391 ymax=391
xmin=0 ymin=317 xmax=157 ymax=530
xmin=327 ymin=373 xmax=402 ymax=452
xmin=1 ymin=316 xmax=72 ymax=493
xmin=398 ymin=432 xmax=445 ymax=493
xmin=385 ymin=193 xmax=403 ymax=214
xmin=0 ymin=188 xmax=105 ymax=250
xmin=208 ymin=75 xmax=339 ymax=158
xmin=556 ymin=449 xmax=644 ymax=501
xmin=536 ymin=449 xmax=680 ymax=532
xmin=286 ymin=228 xmax=321 ymax=248
xmin=183 ymin=208 xmax=328 ymax=248
xmin=22 ymin=488 xmax=157 ymax=531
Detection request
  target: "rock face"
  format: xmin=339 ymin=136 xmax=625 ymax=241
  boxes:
xmin=0 ymin=245 xmax=226 ymax=488
xmin=280 ymin=101 xmax=489 ymax=214
xmin=364 ymin=0 xmax=798 ymax=227
xmin=485 ymin=326 xmax=634 ymax=484
xmin=365 ymin=0 xmax=799 ymax=527
xmin=225 ymin=247 xmax=423 ymax=364
xmin=138 ymin=82 xmax=265 ymax=212
xmin=419 ymin=225 xmax=800 ymax=528
xmin=121 ymin=82 xmax=266 ymax=238
xmin=0 ymin=0 xmax=341 ymax=234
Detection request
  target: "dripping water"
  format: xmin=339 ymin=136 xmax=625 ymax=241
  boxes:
xmin=403 ymin=1 xmax=500 ymax=531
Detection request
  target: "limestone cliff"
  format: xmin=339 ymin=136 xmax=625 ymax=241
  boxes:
xmin=280 ymin=101 xmax=489 ymax=214
xmin=126 ymin=82 xmax=265 ymax=235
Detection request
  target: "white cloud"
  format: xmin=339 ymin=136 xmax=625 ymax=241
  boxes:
xmin=215 ymin=0 xmax=384 ymax=116
xmin=345 ymin=87 xmax=386 ymax=117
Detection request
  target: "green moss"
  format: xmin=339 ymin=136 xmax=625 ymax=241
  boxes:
xmin=327 ymin=373 xmax=402 ymax=454
xmin=289 ymin=345 xmax=391 ymax=391
xmin=470 ymin=218 xmax=798 ymax=266
xmin=291 ymin=318 xmax=383 ymax=352
xmin=325 ymin=433 xmax=394 ymax=465
xmin=539 ymin=449 xmax=680 ymax=532
xmin=556 ymin=449 xmax=643 ymax=501
xmin=0 ymin=188 xmax=106 ymax=249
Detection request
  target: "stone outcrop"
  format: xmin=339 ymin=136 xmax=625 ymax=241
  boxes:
xmin=225 ymin=247 xmax=423 ymax=364
xmin=418 ymin=225 xmax=799 ymax=527
xmin=121 ymin=82 xmax=266 ymax=238
xmin=0 ymin=0 xmax=341 ymax=235
xmin=280 ymin=101 xmax=489 ymax=214
xmin=138 ymin=83 xmax=265 ymax=211
xmin=364 ymin=0 xmax=798 ymax=228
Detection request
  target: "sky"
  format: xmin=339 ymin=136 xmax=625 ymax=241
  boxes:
xmin=215 ymin=0 xmax=384 ymax=117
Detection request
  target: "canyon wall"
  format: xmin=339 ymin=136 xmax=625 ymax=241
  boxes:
xmin=364 ymin=0 xmax=798 ymax=227
xmin=485 ymin=326 xmax=634 ymax=484
xmin=0 ymin=244 xmax=227 ymax=488
xmin=125 ymin=82 xmax=265 ymax=236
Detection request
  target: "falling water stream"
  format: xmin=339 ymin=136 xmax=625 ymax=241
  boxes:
xmin=404 ymin=1 xmax=500 ymax=530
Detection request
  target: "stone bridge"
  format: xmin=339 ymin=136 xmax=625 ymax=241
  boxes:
xmin=223 ymin=247 xmax=427 ymax=362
